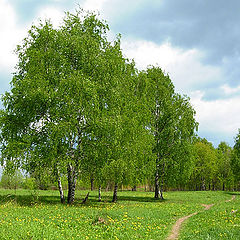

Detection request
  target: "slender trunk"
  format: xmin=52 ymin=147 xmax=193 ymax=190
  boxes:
xmin=160 ymin=162 xmax=165 ymax=200
xmin=55 ymin=166 xmax=65 ymax=204
xmin=58 ymin=175 xmax=65 ymax=204
xmin=222 ymin=182 xmax=225 ymax=191
xmin=201 ymin=178 xmax=206 ymax=191
xmin=98 ymin=185 xmax=101 ymax=202
xmin=82 ymin=192 xmax=89 ymax=204
xmin=90 ymin=177 xmax=94 ymax=191
xmin=154 ymin=168 xmax=160 ymax=198
xmin=112 ymin=183 xmax=118 ymax=202
xmin=67 ymin=164 xmax=77 ymax=204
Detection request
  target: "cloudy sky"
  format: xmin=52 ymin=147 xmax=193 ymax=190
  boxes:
xmin=1 ymin=0 xmax=240 ymax=147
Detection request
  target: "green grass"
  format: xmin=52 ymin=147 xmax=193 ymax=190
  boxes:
xmin=0 ymin=189 xmax=238 ymax=239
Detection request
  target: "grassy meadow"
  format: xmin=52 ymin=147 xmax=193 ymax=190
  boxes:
xmin=0 ymin=189 xmax=239 ymax=239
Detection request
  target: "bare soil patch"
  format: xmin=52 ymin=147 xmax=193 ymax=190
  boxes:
xmin=201 ymin=203 xmax=214 ymax=210
xmin=225 ymin=195 xmax=236 ymax=202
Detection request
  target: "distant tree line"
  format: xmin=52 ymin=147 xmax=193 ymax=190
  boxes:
xmin=0 ymin=9 xmax=239 ymax=204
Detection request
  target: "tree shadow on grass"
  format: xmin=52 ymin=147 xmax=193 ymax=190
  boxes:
xmin=0 ymin=193 xmax=62 ymax=206
xmin=76 ymin=193 xmax=166 ymax=208
xmin=117 ymin=195 xmax=166 ymax=203
xmin=0 ymin=190 xmax=166 ymax=207
xmin=0 ymin=191 xmax=108 ymax=207
xmin=224 ymin=191 xmax=240 ymax=196
xmin=0 ymin=190 xmax=89 ymax=206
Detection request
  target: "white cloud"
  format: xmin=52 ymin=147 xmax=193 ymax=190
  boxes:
xmin=0 ymin=2 xmax=66 ymax=74
xmin=190 ymin=90 xmax=240 ymax=143
xmin=121 ymin=38 xmax=239 ymax=145
xmin=36 ymin=7 xmax=64 ymax=28
xmin=82 ymin=0 xmax=108 ymax=13
xmin=221 ymin=84 xmax=240 ymax=95
xmin=0 ymin=0 xmax=25 ymax=72
xmin=121 ymin=39 xmax=223 ymax=94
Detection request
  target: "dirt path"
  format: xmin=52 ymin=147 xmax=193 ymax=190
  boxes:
xmin=225 ymin=195 xmax=236 ymax=202
xmin=201 ymin=204 xmax=214 ymax=210
xmin=167 ymin=212 xmax=198 ymax=240
xmin=167 ymin=195 xmax=236 ymax=240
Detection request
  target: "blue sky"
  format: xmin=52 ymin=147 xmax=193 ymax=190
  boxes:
xmin=0 ymin=0 xmax=240 ymax=147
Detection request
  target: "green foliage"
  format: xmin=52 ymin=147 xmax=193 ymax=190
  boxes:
xmin=217 ymin=142 xmax=234 ymax=190
xmin=189 ymin=138 xmax=218 ymax=190
xmin=22 ymin=177 xmax=37 ymax=190
xmin=0 ymin=8 xmax=148 ymax=202
xmin=232 ymin=129 xmax=240 ymax=186
xmin=0 ymin=170 xmax=23 ymax=189
xmin=138 ymin=66 xmax=197 ymax=197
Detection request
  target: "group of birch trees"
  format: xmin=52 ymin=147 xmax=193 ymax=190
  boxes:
xmin=0 ymin=10 xmax=198 ymax=203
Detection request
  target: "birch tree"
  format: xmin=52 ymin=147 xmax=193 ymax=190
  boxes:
xmin=140 ymin=66 xmax=197 ymax=199
xmin=0 ymin=9 xmax=134 ymax=204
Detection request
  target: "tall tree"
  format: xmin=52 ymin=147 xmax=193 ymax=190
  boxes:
xmin=140 ymin=67 xmax=197 ymax=199
xmin=231 ymin=129 xmax=240 ymax=189
xmin=190 ymin=138 xmax=218 ymax=191
xmin=0 ymin=9 xmax=136 ymax=204
xmin=217 ymin=142 xmax=233 ymax=191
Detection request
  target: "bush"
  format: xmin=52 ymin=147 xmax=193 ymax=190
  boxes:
xmin=22 ymin=177 xmax=37 ymax=190
xmin=0 ymin=170 xmax=24 ymax=189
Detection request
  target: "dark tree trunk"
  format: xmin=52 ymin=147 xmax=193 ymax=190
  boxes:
xmin=67 ymin=164 xmax=77 ymax=204
xmin=222 ymin=182 xmax=225 ymax=191
xmin=132 ymin=185 xmax=137 ymax=191
xmin=112 ymin=183 xmax=118 ymax=202
xmin=98 ymin=185 xmax=101 ymax=202
xmin=82 ymin=192 xmax=89 ymax=204
xmin=90 ymin=176 xmax=94 ymax=191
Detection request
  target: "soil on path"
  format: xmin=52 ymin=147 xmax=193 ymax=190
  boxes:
xmin=167 ymin=195 xmax=236 ymax=240
xmin=201 ymin=204 xmax=214 ymax=210
xmin=166 ymin=212 xmax=198 ymax=240
xmin=225 ymin=195 xmax=236 ymax=202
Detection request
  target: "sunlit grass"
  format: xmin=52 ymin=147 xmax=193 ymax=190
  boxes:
xmin=0 ymin=189 xmax=238 ymax=239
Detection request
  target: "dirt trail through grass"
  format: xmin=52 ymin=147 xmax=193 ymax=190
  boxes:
xmin=225 ymin=195 xmax=236 ymax=202
xmin=166 ymin=212 xmax=198 ymax=240
xmin=167 ymin=195 xmax=236 ymax=240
